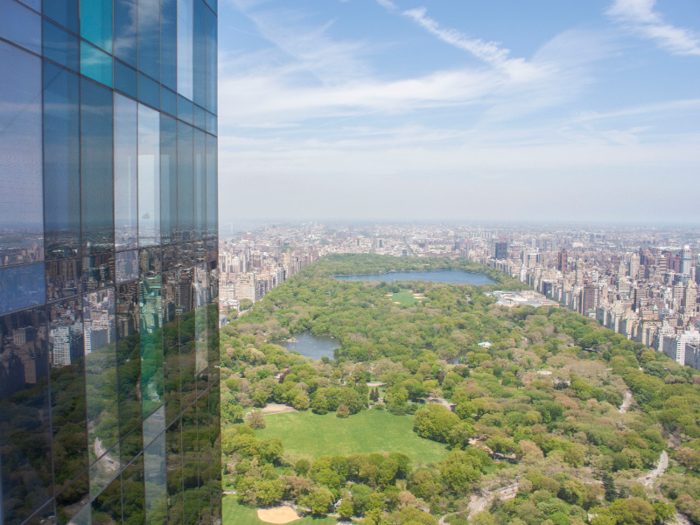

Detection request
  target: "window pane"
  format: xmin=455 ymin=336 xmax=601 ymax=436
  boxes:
xmin=182 ymin=404 xmax=198 ymax=524
xmin=139 ymin=0 xmax=160 ymax=80
xmin=205 ymin=0 xmax=216 ymax=15
xmin=0 ymin=308 xmax=52 ymax=525
xmin=194 ymin=129 xmax=206 ymax=240
xmin=81 ymin=41 xmax=114 ymax=87
xmin=197 ymin=389 xmax=211 ymax=513
xmin=83 ymin=252 xmax=115 ymax=291
xmin=114 ymin=0 xmax=137 ymax=67
xmin=139 ymin=72 xmax=160 ymax=109
xmin=83 ymin=289 xmax=119 ymax=469
xmin=193 ymin=0 xmax=206 ymax=107
xmin=178 ymin=123 xmax=194 ymax=242
xmin=179 ymin=266 xmax=195 ymax=393
xmin=55 ymin=472 xmax=90 ymax=524
xmin=115 ymin=94 xmax=139 ymax=252
xmin=0 ymin=0 xmax=41 ymax=54
xmin=44 ymin=62 xmax=81 ymax=259
xmin=205 ymin=7 xmax=217 ymax=113
xmin=48 ymin=298 xmax=89 ymax=494
xmin=194 ymin=104 xmax=206 ymax=131
xmin=206 ymin=135 xmax=218 ymax=238
xmin=81 ymin=78 xmax=114 ymax=255
xmin=122 ymin=453 xmax=146 ymax=525
xmin=116 ymin=249 xmax=139 ymax=283
xmin=144 ymin=404 xmax=165 ymax=448
xmin=46 ymin=257 xmax=82 ymax=300
xmin=160 ymin=115 xmax=178 ymax=245
xmin=162 ymin=268 xmax=181 ymax=424
xmin=206 ymin=112 xmax=216 ymax=136
xmin=161 ymin=86 xmax=177 ymax=116
xmin=43 ymin=19 xmax=80 ymax=72
xmin=161 ymin=0 xmax=177 ymax=91
xmin=178 ymin=95 xmax=194 ymax=125
xmin=43 ymin=0 xmax=79 ymax=33
xmin=81 ymin=0 xmax=113 ymax=53
xmin=115 ymin=59 xmax=138 ymax=99
xmin=140 ymin=247 xmax=164 ymax=417
xmin=195 ymin=263 xmax=208 ymax=375
xmin=166 ymin=419 xmax=184 ymax=525
xmin=0 ymin=42 xmax=43 ymax=267
xmin=177 ymin=0 xmax=194 ymax=99
xmin=0 ymin=264 xmax=46 ymax=315
xmin=145 ymin=432 xmax=168 ymax=525
xmin=139 ymin=104 xmax=162 ymax=247
xmin=92 ymin=472 xmax=122 ymax=520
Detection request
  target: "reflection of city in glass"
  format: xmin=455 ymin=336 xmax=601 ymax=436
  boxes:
xmin=0 ymin=0 xmax=221 ymax=524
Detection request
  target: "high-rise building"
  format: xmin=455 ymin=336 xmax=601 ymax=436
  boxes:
xmin=494 ymin=241 xmax=508 ymax=260
xmin=581 ymin=284 xmax=599 ymax=315
xmin=557 ymin=249 xmax=568 ymax=273
xmin=682 ymin=245 xmax=693 ymax=275
xmin=0 ymin=1 xmax=221 ymax=524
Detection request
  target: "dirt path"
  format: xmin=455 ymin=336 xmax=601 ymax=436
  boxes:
xmin=467 ymin=483 xmax=518 ymax=521
xmin=619 ymin=391 xmax=633 ymax=414
xmin=639 ymin=450 xmax=668 ymax=488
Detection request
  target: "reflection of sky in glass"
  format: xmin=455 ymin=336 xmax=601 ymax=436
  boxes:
xmin=115 ymin=94 xmax=139 ymax=251
xmin=177 ymin=0 xmax=194 ymax=99
xmin=139 ymin=104 xmax=161 ymax=246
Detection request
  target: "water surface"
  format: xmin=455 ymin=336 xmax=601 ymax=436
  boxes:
xmin=335 ymin=270 xmax=495 ymax=285
xmin=281 ymin=332 xmax=339 ymax=361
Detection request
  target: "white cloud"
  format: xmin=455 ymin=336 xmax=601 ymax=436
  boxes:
xmin=375 ymin=0 xmax=397 ymax=10
xmin=607 ymin=0 xmax=700 ymax=55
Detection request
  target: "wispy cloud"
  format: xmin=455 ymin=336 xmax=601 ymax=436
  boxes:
xmin=607 ymin=0 xmax=700 ymax=55
xmin=402 ymin=7 xmax=545 ymax=82
xmin=375 ymin=0 xmax=397 ymax=10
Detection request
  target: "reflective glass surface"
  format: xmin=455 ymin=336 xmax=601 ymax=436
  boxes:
xmin=194 ymin=129 xmax=207 ymax=240
xmin=0 ymin=42 xmax=44 ymax=268
xmin=195 ymin=264 xmax=209 ymax=375
xmin=82 ymin=251 xmax=115 ymax=291
xmin=205 ymin=6 xmax=217 ymax=114
xmin=138 ymin=0 xmax=160 ymax=80
xmin=140 ymin=248 xmax=164 ymax=417
xmin=145 ymin=432 xmax=168 ymax=525
xmin=162 ymin=268 xmax=181 ymax=424
xmin=177 ymin=0 xmax=194 ymax=99
xmin=81 ymin=41 xmax=114 ymax=87
xmin=178 ymin=95 xmax=194 ymax=125
xmin=115 ymin=59 xmax=138 ymax=99
xmin=194 ymin=0 xmax=206 ymax=108
xmin=0 ymin=264 xmax=46 ymax=315
xmin=194 ymin=104 xmax=206 ymax=131
xmin=178 ymin=123 xmax=194 ymax=241
xmin=116 ymin=249 xmax=139 ymax=283
xmin=161 ymin=0 xmax=178 ymax=91
xmin=182 ymin=404 xmax=198 ymax=524
xmin=114 ymin=0 xmax=137 ymax=67
xmin=80 ymin=0 xmax=113 ymax=53
xmin=139 ymin=104 xmax=162 ymax=246
xmin=122 ymin=453 xmax=146 ymax=525
xmin=0 ymin=308 xmax=52 ymax=525
xmin=206 ymin=135 xmax=218 ymax=238
xmin=55 ymin=472 xmax=90 ymax=525
xmin=43 ymin=0 xmax=79 ymax=34
xmin=139 ymin=72 xmax=160 ymax=109
xmin=0 ymin=0 xmax=41 ymax=54
xmin=197 ymin=390 xmax=211 ymax=513
xmin=166 ymin=419 xmax=184 ymax=525
xmin=46 ymin=257 xmax=82 ymax=300
xmin=161 ymin=86 xmax=178 ymax=116
xmin=160 ymin=115 xmax=178 ymax=245
xmin=92 ymin=473 xmax=122 ymax=520
xmin=43 ymin=19 xmax=80 ymax=72
xmin=115 ymin=94 xmax=139 ymax=252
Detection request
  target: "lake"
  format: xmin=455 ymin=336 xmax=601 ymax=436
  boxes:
xmin=334 ymin=270 xmax=496 ymax=285
xmin=281 ymin=332 xmax=339 ymax=361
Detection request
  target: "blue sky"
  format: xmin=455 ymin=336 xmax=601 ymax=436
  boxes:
xmin=217 ymin=0 xmax=700 ymax=224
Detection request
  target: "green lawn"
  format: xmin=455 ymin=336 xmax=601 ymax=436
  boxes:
xmin=223 ymin=497 xmax=336 ymax=525
xmin=390 ymin=290 xmax=427 ymax=305
xmin=256 ymin=408 xmax=449 ymax=465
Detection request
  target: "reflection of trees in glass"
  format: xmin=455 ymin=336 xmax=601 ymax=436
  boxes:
xmin=91 ymin=475 xmax=122 ymax=525
xmin=140 ymin=275 xmax=163 ymax=417
xmin=85 ymin=340 xmax=119 ymax=464
xmin=166 ymin=419 xmax=184 ymax=525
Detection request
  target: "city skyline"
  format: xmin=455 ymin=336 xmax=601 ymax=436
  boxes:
xmin=218 ymin=0 xmax=700 ymax=224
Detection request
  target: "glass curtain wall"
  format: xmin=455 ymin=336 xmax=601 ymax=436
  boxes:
xmin=0 ymin=0 xmax=220 ymax=524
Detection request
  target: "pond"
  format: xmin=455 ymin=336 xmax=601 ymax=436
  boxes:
xmin=334 ymin=270 xmax=496 ymax=285
xmin=281 ymin=332 xmax=339 ymax=361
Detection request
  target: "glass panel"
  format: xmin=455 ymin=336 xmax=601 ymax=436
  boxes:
xmin=207 ymin=302 xmax=219 ymax=386
xmin=43 ymin=19 xmax=80 ymax=72
xmin=68 ymin=503 xmax=92 ymax=525
xmin=21 ymin=500 xmax=56 ymax=525
xmin=177 ymin=0 xmax=194 ymax=99
xmin=139 ymin=0 xmax=160 ymax=80
xmin=0 ymin=42 xmax=43 ymax=267
xmin=81 ymin=41 xmax=114 ymax=88
xmin=144 ymin=404 xmax=166 ymax=448
xmin=205 ymin=5 xmax=217 ymax=114
xmin=179 ymin=267 xmax=195 ymax=398
xmin=48 ymin=299 xmax=89 ymax=495
xmin=194 ymin=129 xmax=206 ymax=240
xmin=197 ymin=390 xmax=211 ymax=510
xmin=0 ymin=307 xmax=52 ymax=525
xmin=205 ymin=112 xmax=216 ymax=136
xmin=44 ymin=62 xmax=80 ymax=261
xmin=82 ymin=252 xmax=115 ymax=291
xmin=83 ymin=289 xmax=119 ymax=467
xmin=140 ymin=247 xmax=163 ymax=417
xmin=122 ymin=453 xmax=146 ymax=525
xmin=205 ymin=135 xmax=218 ymax=239
xmin=81 ymin=0 xmax=113 ymax=53
xmin=55 ymin=472 xmax=90 ymax=525
xmin=178 ymin=95 xmax=194 ymax=125
xmin=182 ymin=404 xmax=198 ymax=524
xmin=114 ymin=0 xmax=137 ymax=67
xmin=44 ymin=0 xmax=79 ymax=33
xmin=166 ymin=419 xmax=184 ymax=525
xmin=205 ymin=0 xmax=216 ymax=16
xmin=162 ymin=268 xmax=181 ymax=424
xmin=116 ymin=280 xmax=141 ymax=465
xmin=194 ymin=263 xmax=208 ymax=375
xmin=17 ymin=0 xmax=40 ymax=11
xmin=212 ymin=495 xmax=222 ymax=525
xmin=193 ymin=0 xmax=206 ymax=107
xmin=0 ymin=0 xmax=41 ymax=54
xmin=115 ymin=93 xmax=139 ymax=252
xmin=46 ymin=257 xmax=82 ymax=300
xmin=178 ymin=122 xmax=194 ymax=242
xmin=116 ymin=249 xmax=139 ymax=283
xmin=115 ymin=59 xmax=138 ymax=99
xmin=161 ymin=86 xmax=177 ymax=116
xmin=81 ymin=78 xmax=114 ymax=255
xmin=89 ymin=442 xmax=120 ymax=498
xmin=161 ymin=0 xmax=177 ymax=91
xmin=194 ymin=104 xmax=206 ymax=130
xmin=92 ymin=473 xmax=122 ymax=521
xmin=139 ymin=104 xmax=162 ymax=246
xmin=0 ymin=264 xmax=46 ymax=315
xmin=145 ymin=431 xmax=168 ymax=525
xmin=138 ymin=72 xmax=160 ymax=109
xmin=160 ymin=115 xmax=177 ymax=245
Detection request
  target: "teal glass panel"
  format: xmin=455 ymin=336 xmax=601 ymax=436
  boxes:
xmin=139 ymin=103 xmax=162 ymax=246
xmin=43 ymin=0 xmax=79 ymax=33
xmin=160 ymin=115 xmax=178 ymax=245
xmin=0 ymin=0 xmax=41 ymax=55
xmin=115 ymin=59 xmax=137 ymax=98
xmin=114 ymin=94 xmax=139 ymax=252
xmin=193 ymin=0 xmax=205 ymax=107
xmin=178 ymin=95 xmax=194 ymax=125
xmin=161 ymin=86 xmax=177 ymax=116
xmin=205 ymin=4 xmax=217 ymax=114
xmin=81 ymin=41 xmax=113 ymax=88
xmin=114 ymin=0 xmax=137 ymax=67
xmin=138 ymin=72 xmax=160 ymax=109
xmin=194 ymin=129 xmax=206 ymax=240
xmin=43 ymin=19 xmax=80 ymax=72
xmin=177 ymin=122 xmax=194 ymax=241
xmin=205 ymin=0 xmax=216 ymax=15
xmin=177 ymin=0 xmax=193 ymax=99
xmin=205 ymin=135 xmax=217 ymax=238
xmin=140 ymin=247 xmax=164 ymax=418
xmin=144 ymin=431 xmax=168 ymax=525
xmin=194 ymin=105 xmax=206 ymax=130
xmin=80 ymin=0 xmax=113 ymax=53
xmin=138 ymin=0 xmax=160 ymax=80
xmin=161 ymin=0 xmax=177 ymax=90
xmin=16 ymin=0 xmax=39 ymax=10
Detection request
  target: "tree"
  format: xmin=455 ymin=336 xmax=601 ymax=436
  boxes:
xmin=305 ymin=488 xmax=334 ymax=515
xmin=448 ymin=422 xmax=475 ymax=450
xmin=437 ymin=451 xmax=482 ymax=493
xmin=245 ymin=411 xmax=266 ymax=429
xmin=413 ymin=404 xmax=460 ymax=443
xmin=256 ymin=480 xmax=283 ymax=506
xmin=293 ymin=392 xmax=310 ymax=410
xmin=337 ymin=404 xmax=350 ymax=418
xmin=652 ymin=502 xmax=676 ymax=525
xmin=602 ymin=473 xmax=617 ymax=502
xmin=295 ymin=459 xmax=310 ymax=476
xmin=339 ymin=498 xmax=354 ymax=519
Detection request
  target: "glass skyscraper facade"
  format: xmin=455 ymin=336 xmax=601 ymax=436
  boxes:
xmin=0 ymin=0 xmax=221 ymax=524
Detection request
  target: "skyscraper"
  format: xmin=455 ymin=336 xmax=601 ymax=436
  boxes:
xmin=0 ymin=1 xmax=221 ymax=524
xmin=494 ymin=241 xmax=508 ymax=260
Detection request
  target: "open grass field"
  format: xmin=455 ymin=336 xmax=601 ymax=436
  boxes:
xmin=391 ymin=290 xmax=425 ymax=305
xmin=256 ymin=408 xmax=449 ymax=465
xmin=223 ymin=497 xmax=336 ymax=525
